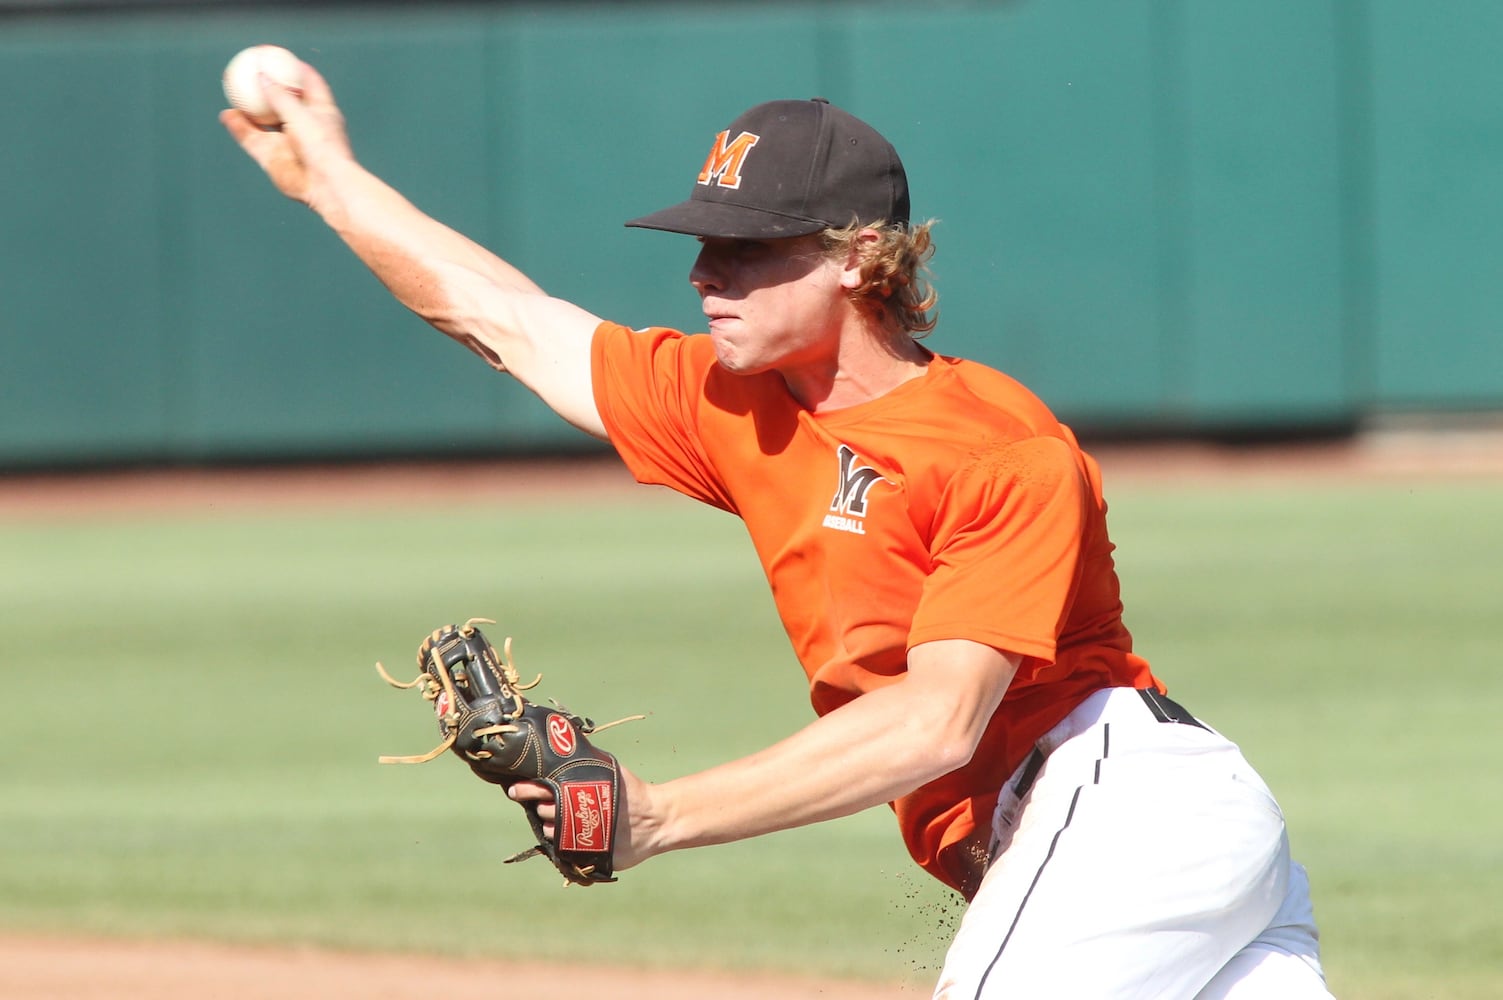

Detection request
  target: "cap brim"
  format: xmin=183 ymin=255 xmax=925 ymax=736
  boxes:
xmin=625 ymin=198 xmax=826 ymax=239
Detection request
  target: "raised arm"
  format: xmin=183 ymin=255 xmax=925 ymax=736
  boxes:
xmin=220 ymin=61 xmax=606 ymax=438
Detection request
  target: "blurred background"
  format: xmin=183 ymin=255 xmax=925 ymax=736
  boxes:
xmin=3 ymin=5 xmax=1502 ymax=999
xmin=3 ymin=0 xmax=1501 ymax=471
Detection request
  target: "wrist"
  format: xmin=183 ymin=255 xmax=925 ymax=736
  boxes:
xmin=303 ymin=155 xmax=364 ymax=224
xmin=616 ymin=768 xmax=672 ymax=869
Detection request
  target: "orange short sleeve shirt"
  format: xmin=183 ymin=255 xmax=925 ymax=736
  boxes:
xmin=591 ymin=322 xmax=1158 ymax=893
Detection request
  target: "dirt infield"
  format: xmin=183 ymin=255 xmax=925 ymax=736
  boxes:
xmin=4 ymin=429 xmax=1503 ymax=523
xmin=3 ymin=429 xmax=1499 ymax=998
xmin=0 ymin=934 xmax=922 ymax=1000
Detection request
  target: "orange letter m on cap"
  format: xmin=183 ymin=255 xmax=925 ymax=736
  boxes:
xmin=698 ymin=130 xmax=760 ymax=190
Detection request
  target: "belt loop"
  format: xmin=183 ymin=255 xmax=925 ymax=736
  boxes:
xmin=1138 ymin=688 xmax=1208 ymax=730
xmin=1013 ymin=746 xmax=1047 ymax=799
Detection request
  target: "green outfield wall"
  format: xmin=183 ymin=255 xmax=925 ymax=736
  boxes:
xmin=2 ymin=1 xmax=1500 ymax=467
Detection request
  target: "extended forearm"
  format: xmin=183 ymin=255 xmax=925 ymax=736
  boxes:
xmin=312 ymin=158 xmax=542 ymax=352
xmin=224 ymin=61 xmax=608 ymax=435
xmin=651 ymin=683 xmax=960 ymax=849
xmin=628 ymin=639 xmax=1019 ymax=863
xmin=308 ymin=157 xmax=607 ymax=434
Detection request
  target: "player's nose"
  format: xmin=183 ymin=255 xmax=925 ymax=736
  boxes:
xmin=689 ymin=245 xmax=726 ymax=295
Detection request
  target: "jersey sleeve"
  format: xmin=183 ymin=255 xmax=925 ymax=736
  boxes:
xmin=908 ymin=434 xmax=1088 ymax=672
xmin=590 ymin=321 xmax=735 ymax=512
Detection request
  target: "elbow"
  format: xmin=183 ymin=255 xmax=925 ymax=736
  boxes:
xmin=907 ymin=710 xmax=986 ymax=784
xmin=897 ymin=640 xmax=1019 ymax=785
xmin=454 ymin=332 xmax=508 ymax=372
xmin=930 ymin=732 xmax=982 ymax=779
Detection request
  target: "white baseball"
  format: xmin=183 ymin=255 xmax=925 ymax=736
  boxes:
xmin=222 ymin=45 xmax=304 ymax=127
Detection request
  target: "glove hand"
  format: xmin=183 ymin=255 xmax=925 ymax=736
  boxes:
xmin=378 ymin=618 xmax=643 ymax=885
xmin=508 ymin=762 xmax=657 ymax=873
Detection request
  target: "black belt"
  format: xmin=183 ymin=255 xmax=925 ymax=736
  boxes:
xmin=1138 ymin=687 xmax=1208 ymax=730
xmin=1011 ymin=689 xmax=1206 ymax=799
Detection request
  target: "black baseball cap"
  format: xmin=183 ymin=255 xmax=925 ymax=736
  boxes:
xmin=625 ymin=98 xmax=910 ymax=239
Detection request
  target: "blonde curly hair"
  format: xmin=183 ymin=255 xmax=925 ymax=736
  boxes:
xmin=821 ymin=219 xmax=939 ymax=337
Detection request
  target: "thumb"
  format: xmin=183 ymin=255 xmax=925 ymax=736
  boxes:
xmin=219 ymin=106 xmax=288 ymax=174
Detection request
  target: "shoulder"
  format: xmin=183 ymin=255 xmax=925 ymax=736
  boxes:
xmin=593 ymin=321 xmax=724 ymax=397
xmin=955 ymin=434 xmax=1080 ymax=495
xmin=592 ymin=321 xmax=798 ymax=435
xmin=917 ymin=360 xmax=1085 ymax=489
xmin=593 ymin=321 xmax=711 ymax=369
xmin=934 ymin=355 xmax=1061 ymax=429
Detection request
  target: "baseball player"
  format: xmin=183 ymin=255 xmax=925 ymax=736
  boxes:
xmin=224 ymin=62 xmax=1336 ymax=998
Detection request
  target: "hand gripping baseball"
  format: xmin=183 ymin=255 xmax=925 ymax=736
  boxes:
xmin=220 ymin=58 xmax=354 ymax=207
xmin=376 ymin=619 xmax=642 ymax=885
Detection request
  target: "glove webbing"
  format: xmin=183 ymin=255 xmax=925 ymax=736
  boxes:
xmin=373 ymin=619 xmax=540 ymax=764
xmin=373 ymin=619 xmax=642 ymax=765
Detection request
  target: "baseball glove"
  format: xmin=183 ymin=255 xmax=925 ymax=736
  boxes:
xmin=376 ymin=618 xmax=640 ymax=885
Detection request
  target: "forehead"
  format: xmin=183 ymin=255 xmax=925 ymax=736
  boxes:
xmin=699 ymin=232 xmax=825 ymax=251
xmin=695 ymin=233 xmax=831 ymax=269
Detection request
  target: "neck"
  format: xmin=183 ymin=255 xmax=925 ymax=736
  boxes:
xmin=783 ymin=333 xmax=931 ymax=413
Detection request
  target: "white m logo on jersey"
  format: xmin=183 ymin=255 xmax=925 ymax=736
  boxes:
xmin=829 ymin=445 xmax=887 ymax=518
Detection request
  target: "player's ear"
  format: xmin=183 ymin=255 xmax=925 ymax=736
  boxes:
xmin=836 ymin=227 xmax=882 ymax=291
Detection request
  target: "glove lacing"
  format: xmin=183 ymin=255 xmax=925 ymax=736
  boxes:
xmin=375 ymin=618 xmax=641 ymax=765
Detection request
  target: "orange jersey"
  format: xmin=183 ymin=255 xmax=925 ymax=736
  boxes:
xmin=591 ymin=322 xmax=1161 ymax=894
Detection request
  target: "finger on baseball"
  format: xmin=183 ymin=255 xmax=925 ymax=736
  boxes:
xmin=294 ymin=61 xmax=338 ymax=107
xmin=259 ymin=71 xmax=309 ymax=123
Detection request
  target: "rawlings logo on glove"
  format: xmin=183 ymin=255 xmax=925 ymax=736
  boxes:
xmin=376 ymin=618 xmax=640 ymax=885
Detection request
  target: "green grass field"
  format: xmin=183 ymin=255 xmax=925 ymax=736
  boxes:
xmin=1 ymin=473 xmax=1499 ymax=997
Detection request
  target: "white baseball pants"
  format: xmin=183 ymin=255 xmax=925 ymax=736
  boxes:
xmin=933 ymin=687 xmax=1334 ymax=999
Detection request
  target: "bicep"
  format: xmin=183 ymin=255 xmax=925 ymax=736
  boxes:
xmin=905 ymin=639 xmax=1021 ymax=753
xmin=461 ymin=290 xmax=609 ymax=439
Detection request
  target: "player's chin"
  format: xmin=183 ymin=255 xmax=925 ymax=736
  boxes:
xmin=709 ymin=333 xmax=768 ymax=376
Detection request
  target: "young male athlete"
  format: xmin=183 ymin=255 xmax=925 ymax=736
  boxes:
xmin=223 ymin=61 xmax=1336 ymax=998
